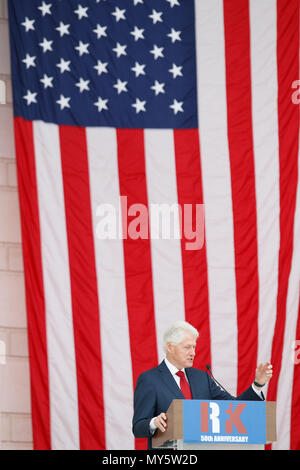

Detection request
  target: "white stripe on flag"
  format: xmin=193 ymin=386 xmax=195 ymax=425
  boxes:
xmin=249 ymin=0 xmax=280 ymax=369
xmin=33 ymin=121 xmax=79 ymax=449
xmin=86 ymin=127 xmax=134 ymax=450
xmin=194 ymin=0 xmax=238 ymax=394
xmin=144 ymin=129 xmax=185 ymax=362
xmin=274 ymin=122 xmax=300 ymax=450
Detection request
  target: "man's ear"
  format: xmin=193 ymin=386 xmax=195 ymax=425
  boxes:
xmin=166 ymin=342 xmax=173 ymax=355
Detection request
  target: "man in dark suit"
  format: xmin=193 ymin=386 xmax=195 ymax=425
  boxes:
xmin=132 ymin=320 xmax=273 ymax=447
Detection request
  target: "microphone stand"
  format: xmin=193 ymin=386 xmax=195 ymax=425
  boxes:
xmin=206 ymin=364 xmax=232 ymax=396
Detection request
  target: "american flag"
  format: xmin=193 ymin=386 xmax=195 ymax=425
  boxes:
xmin=8 ymin=0 xmax=300 ymax=450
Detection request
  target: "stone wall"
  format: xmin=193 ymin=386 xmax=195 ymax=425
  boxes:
xmin=0 ymin=0 xmax=33 ymax=450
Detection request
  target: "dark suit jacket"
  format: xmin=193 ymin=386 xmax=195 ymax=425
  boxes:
xmin=132 ymin=360 xmax=263 ymax=447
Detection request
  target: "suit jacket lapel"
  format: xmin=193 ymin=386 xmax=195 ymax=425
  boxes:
xmin=158 ymin=361 xmax=184 ymax=399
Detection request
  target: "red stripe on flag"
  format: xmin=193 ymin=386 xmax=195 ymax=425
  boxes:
xmin=173 ymin=129 xmax=211 ymax=370
xmin=267 ymin=0 xmax=300 ymax=420
xmin=291 ymin=293 xmax=300 ymax=450
xmin=223 ymin=0 xmax=259 ymax=394
xmin=59 ymin=126 xmax=106 ymax=449
xmin=116 ymin=129 xmax=158 ymax=450
xmin=13 ymin=117 xmax=51 ymax=449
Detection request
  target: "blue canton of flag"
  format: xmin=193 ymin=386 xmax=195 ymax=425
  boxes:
xmin=8 ymin=0 xmax=197 ymax=128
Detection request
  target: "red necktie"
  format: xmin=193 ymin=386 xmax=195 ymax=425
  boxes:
xmin=176 ymin=371 xmax=192 ymax=399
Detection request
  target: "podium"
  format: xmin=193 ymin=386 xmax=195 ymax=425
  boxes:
xmin=152 ymin=399 xmax=276 ymax=450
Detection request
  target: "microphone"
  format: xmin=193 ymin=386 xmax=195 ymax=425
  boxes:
xmin=206 ymin=364 xmax=231 ymax=396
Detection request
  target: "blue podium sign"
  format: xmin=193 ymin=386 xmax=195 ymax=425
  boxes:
xmin=183 ymin=400 xmax=266 ymax=445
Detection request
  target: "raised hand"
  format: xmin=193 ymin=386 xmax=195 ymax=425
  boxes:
xmin=255 ymin=362 xmax=273 ymax=385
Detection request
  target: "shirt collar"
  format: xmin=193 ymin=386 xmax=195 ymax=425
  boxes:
xmin=164 ymin=357 xmax=186 ymax=377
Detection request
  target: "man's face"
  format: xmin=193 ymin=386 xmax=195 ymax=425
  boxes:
xmin=166 ymin=332 xmax=197 ymax=370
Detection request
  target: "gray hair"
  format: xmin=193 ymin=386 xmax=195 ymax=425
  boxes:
xmin=163 ymin=320 xmax=199 ymax=352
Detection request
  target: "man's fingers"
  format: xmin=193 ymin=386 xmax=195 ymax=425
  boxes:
xmin=257 ymin=362 xmax=273 ymax=372
xmin=156 ymin=421 xmax=166 ymax=432
xmin=264 ymin=363 xmax=273 ymax=373
xmin=154 ymin=413 xmax=167 ymax=432
xmin=266 ymin=366 xmax=273 ymax=376
xmin=157 ymin=423 xmax=165 ymax=432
